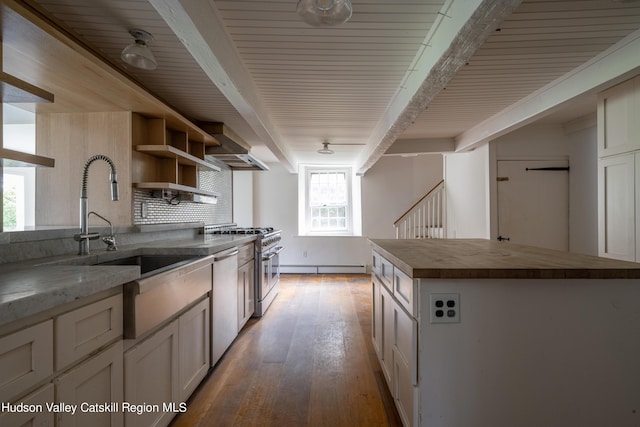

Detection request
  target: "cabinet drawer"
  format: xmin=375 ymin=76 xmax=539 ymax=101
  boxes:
xmin=0 ymin=320 xmax=53 ymax=402
xmin=379 ymin=254 xmax=394 ymax=292
xmin=238 ymin=242 xmax=255 ymax=266
xmin=372 ymin=251 xmax=382 ymax=278
xmin=56 ymin=294 xmax=123 ymax=370
xmin=393 ymin=267 xmax=417 ymax=316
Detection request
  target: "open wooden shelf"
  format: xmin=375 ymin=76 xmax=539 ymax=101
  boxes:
xmin=0 ymin=71 xmax=54 ymax=104
xmin=135 ymin=145 xmax=221 ymax=171
xmin=133 ymin=182 xmax=220 ymax=198
xmin=0 ymin=148 xmax=55 ymax=167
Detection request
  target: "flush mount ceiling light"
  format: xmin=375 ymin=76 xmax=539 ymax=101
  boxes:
xmin=297 ymin=0 xmax=352 ymax=27
xmin=121 ymin=29 xmax=157 ymax=70
xmin=317 ymin=141 xmax=334 ymax=154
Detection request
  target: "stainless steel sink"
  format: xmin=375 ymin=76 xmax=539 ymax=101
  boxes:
xmin=98 ymin=254 xmax=201 ymax=276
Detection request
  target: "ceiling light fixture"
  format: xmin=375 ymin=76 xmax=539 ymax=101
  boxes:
xmin=296 ymin=0 xmax=352 ymax=27
xmin=121 ymin=29 xmax=157 ymax=70
xmin=317 ymin=141 xmax=334 ymax=154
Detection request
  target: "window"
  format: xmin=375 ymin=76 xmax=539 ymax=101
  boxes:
xmin=3 ymin=104 xmax=36 ymax=231
xmin=298 ymin=165 xmax=361 ymax=236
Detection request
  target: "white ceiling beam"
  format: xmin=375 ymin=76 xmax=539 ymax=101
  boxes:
xmin=455 ymin=28 xmax=640 ymax=152
xmin=355 ymin=0 xmax=523 ymax=175
xmin=385 ymin=138 xmax=455 ymax=155
xmin=148 ymin=0 xmax=296 ymax=172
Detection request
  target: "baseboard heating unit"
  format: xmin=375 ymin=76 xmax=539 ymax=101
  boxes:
xmin=280 ymin=265 xmax=366 ymax=274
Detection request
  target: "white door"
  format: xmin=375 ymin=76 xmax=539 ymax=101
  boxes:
xmin=497 ymin=160 xmax=569 ymax=251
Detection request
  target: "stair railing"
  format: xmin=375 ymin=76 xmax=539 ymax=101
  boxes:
xmin=394 ymin=179 xmax=446 ymax=239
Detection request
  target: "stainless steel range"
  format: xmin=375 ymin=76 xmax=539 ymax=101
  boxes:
xmin=204 ymin=225 xmax=283 ymax=317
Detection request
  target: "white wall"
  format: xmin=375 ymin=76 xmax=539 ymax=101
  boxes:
xmin=567 ymin=122 xmax=598 ymax=255
xmin=251 ymin=154 xmax=443 ymax=271
xmin=488 ymin=122 xmax=598 ymax=254
xmin=361 ymin=154 xmax=444 ymax=239
xmin=444 ymin=144 xmax=490 ymax=238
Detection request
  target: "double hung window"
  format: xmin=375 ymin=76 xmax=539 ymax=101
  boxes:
xmin=299 ymin=165 xmax=360 ymax=236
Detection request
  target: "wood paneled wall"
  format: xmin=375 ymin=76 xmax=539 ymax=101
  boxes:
xmin=35 ymin=112 xmax=132 ymax=226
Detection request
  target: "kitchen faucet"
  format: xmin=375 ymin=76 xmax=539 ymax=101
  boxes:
xmin=74 ymin=155 xmax=119 ymax=255
xmin=88 ymin=211 xmax=118 ymax=251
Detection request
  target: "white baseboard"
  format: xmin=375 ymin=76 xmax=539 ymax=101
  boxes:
xmin=281 ymin=265 xmax=366 ymax=274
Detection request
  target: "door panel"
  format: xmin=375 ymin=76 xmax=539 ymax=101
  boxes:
xmin=497 ymin=160 xmax=569 ymax=251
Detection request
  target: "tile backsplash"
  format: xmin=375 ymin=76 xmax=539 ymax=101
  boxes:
xmin=133 ymin=160 xmax=232 ymax=225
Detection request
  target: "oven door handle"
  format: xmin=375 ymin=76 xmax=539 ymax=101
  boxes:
xmin=262 ymin=252 xmax=276 ymax=261
xmin=274 ymin=246 xmax=284 ymax=254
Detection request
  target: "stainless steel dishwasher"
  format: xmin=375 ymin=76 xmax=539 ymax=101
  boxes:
xmin=211 ymin=246 xmax=239 ymax=367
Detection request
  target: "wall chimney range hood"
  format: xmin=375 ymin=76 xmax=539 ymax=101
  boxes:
xmin=199 ymin=122 xmax=269 ymax=171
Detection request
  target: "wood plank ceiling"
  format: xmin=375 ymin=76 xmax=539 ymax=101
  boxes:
xmin=19 ymin=0 xmax=640 ymax=172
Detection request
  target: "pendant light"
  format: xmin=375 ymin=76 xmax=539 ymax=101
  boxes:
xmin=121 ymin=29 xmax=157 ymax=70
xmin=317 ymin=142 xmax=334 ymax=154
xmin=297 ymin=0 xmax=352 ymax=27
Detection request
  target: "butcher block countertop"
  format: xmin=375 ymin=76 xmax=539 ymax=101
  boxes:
xmin=369 ymin=239 xmax=640 ymax=279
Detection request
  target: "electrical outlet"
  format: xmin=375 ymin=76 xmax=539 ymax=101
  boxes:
xmin=141 ymin=202 xmax=149 ymax=218
xmin=429 ymin=293 xmax=460 ymax=324
xmin=303 ymin=250 xmax=308 ymax=258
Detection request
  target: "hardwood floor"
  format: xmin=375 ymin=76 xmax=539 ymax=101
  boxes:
xmin=170 ymin=274 xmax=402 ymax=427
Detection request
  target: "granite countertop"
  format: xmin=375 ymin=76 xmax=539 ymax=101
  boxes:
xmin=369 ymin=239 xmax=640 ymax=279
xmin=0 ymin=234 xmax=256 ymax=327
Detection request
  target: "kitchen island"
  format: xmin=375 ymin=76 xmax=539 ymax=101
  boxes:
xmin=369 ymin=239 xmax=640 ymax=427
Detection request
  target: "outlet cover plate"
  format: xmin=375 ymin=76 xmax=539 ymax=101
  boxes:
xmin=430 ymin=293 xmax=460 ymax=324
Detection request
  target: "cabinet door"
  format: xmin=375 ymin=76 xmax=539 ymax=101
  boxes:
xmin=598 ymin=76 xmax=640 ymax=157
xmin=124 ymin=320 xmax=179 ymax=427
xmin=178 ymin=298 xmax=210 ymax=402
xmin=56 ymin=341 xmax=123 ymax=427
xmin=0 ymin=383 xmax=54 ymax=427
xmin=379 ymin=284 xmax=394 ymax=388
xmin=0 ymin=320 xmax=53 ymax=402
xmin=393 ymin=303 xmax=418 ymax=427
xmin=371 ymin=275 xmax=382 ymax=359
xmin=237 ymin=260 xmax=255 ymax=331
xmin=598 ymin=153 xmax=635 ymax=261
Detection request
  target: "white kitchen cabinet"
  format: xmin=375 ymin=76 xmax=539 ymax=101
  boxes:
xmin=237 ymin=260 xmax=255 ymax=331
xmin=393 ymin=266 xmax=418 ymax=316
xmin=372 ymin=251 xmax=419 ymax=427
xmin=371 ymin=274 xmax=382 ymax=359
xmin=380 ymin=279 xmax=394 ymax=389
xmin=178 ymin=298 xmax=210 ymax=402
xmin=0 ymin=320 xmax=53 ymax=403
xmin=598 ymin=153 xmax=636 ymax=261
xmin=597 ymin=75 xmax=640 ymax=158
xmin=237 ymin=242 xmax=255 ymax=331
xmin=392 ymin=303 xmax=418 ymax=427
xmin=597 ymin=76 xmax=640 ymax=262
xmin=55 ymin=294 xmax=123 ymax=370
xmin=0 ymin=383 xmax=54 ymax=427
xmin=124 ymin=319 xmax=179 ymax=427
xmin=56 ymin=341 xmax=123 ymax=427
xmin=125 ymin=296 xmax=211 ymax=427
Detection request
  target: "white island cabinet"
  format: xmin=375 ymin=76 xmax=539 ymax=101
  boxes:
xmin=370 ymin=239 xmax=640 ymax=427
xmin=0 ymin=292 xmax=124 ymax=427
